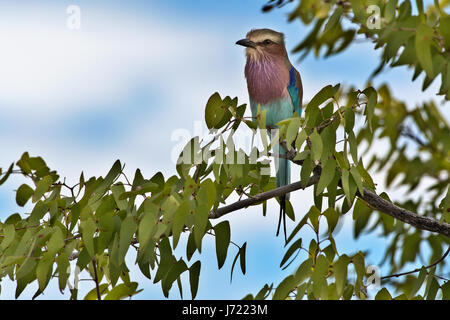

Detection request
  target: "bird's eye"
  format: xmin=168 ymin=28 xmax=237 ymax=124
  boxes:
xmin=263 ymin=39 xmax=272 ymax=45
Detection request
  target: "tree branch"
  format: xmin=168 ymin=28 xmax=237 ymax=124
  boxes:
xmin=209 ymin=167 xmax=321 ymax=219
xmin=357 ymin=189 xmax=450 ymax=237
xmin=210 ymin=168 xmax=450 ymax=238
xmin=381 ymin=246 xmax=450 ymax=281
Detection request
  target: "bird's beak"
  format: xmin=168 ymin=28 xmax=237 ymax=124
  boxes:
xmin=236 ymin=38 xmax=256 ymax=48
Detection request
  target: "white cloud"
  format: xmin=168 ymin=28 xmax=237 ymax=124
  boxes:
xmin=0 ymin=4 xmax=224 ymax=115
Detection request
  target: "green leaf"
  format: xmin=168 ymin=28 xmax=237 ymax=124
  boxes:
xmin=334 ymin=254 xmax=350 ymax=297
xmin=189 ymin=260 xmax=201 ymax=299
xmin=138 ymin=205 xmax=157 ymax=251
xmin=294 ymin=258 xmax=313 ymax=284
xmin=439 ymin=16 xmax=450 ymax=50
xmin=16 ymin=152 xmax=31 ymax=174
xmin=322 ymin=101 xmax=334 ymax=119
xmin=56 ymin=252 xmax=70 ymax=292
xmin=230 ymin=249 xmax=240 ymax=283
xmin=214 ymin=221 xmax=231 ymax=269
xmin=409 ymin=266 xmax=427 ymax=298
xmin=341 ymin=169 xmax=351 ymax=205
xmin=47 ymin=228 xmax=64 ymax=256
xmin=80 ymin=218 xmax=96 ymax=258
xmin=362 ymin=87 xmax=377 ymax=132
xmin=162 ymin=259 xmax=188 ymax=298
xmin=205 ymin=92 xmax=231 ymax=129
xmin=375 ymin=287 xmax=392 ymax=300
xmin=440 ymin=185 xmax=450 ymax=220
xmin=177 ymin=271 xmax=185 ymax=299
xmin=350 ymin=166 xmax=364 ymax=196
xmin=349 ymin=0 xmax=365 ymax=21
xmin=33 ymin=175 xmax=53 ymax=203
xmin=84 ymin=284 xmax=109 ymax=300
xmin=287 ymin=213 xmax=309 ymax=244
xmin=316 ymin=158 xmax=336 ymax=196
xmin=0 ymin=224 xmax=16 ymax=250
xmin=296 ymin=283 xmax=308 ymax=300
xmin=186 ymin=231 xmax=197 ymax=261
xmin=295 ymin=130 xmax=307 ymax=151
xmin=280 ymin=238 xmax=302 ymax=269
xmin=240 ymin=242 xmax=247 ymax=275
xmin=334 ymin=151 xmax=349 ymax=170
xmin=307 ymin=85 xmax=335 ymax=110
xmin=36 ymin=253 xmax=53 ymax=292
xmin=230 ymin=242 xmax=246 ymax=282
xmin=300 ymin=157 xmax=313 ymax=188
xmin=324 ymin=7 xmax=343 ymax=33
xmin=194 ymin=204 xmax=209 ymax=252
xmin=255 ymin=284 xmax=271 ymax=300
xmin=344 ymin=108 xmax=355 ymax=133
xmin=401 ymin=232 xmax=421 ymax=265
xmin=285 ymin=117 xmax=301 ymax=150
xmin=416 ymin=0 xmax=424 ymax=18
xmin=308 ymin=206 xmax=321 ymax=233
xmin=384 ymin=0 xmax=398 ymax=23
xmin=104 ymin=282 xmax=139 ymax=300
xmin=353 ymin=199 xmax=371 ymax=239
xmin=100 ymin=160 xmax=122 ymax=190
xmin=310 ymin=129 xmax=323 ymax=162
xmin=111 ymin=185 xmax=129 ymax=211
xmin=16 ymin=258 xmax=37 ymax=297
xmin=313 ymin=255 xmax=329 ymax=300
xmin=97 ymin=211 xmax=115 ymax=253
xmin=16 ymin=184 xmax=34 ymax=207
xmin=415 ymin=23 xmax=434 ymax=78
xmin=172 ymin=202 xmax=189 ymax=249
xmin=348 ymin=131 xmax=358 ymax=165
xmin=342 ymin=285 xmax=354 ymax=300
xmin=441 ymin=281 xmax=450 ymax=300
xmin=244 ymin=119 xmax=258 ymax=130
xmin=426 ymin=277 xmax=439 ymax=300
xmin=119 ymin=182 xmax=159 ymax=200
xmin=393 ymin=37 xmax=416 ymax=67
xmin=323 ymin=207 xmax=339 ymax=233
xmin=0 ymin=163 xmax=14 ymax=186
xmin=200 ymin=179 xmax=217 ymax=209
xmin=320 ymin=122 xmax=337 ymax=163
xmin=153 ymin=238 xmax=175 ymax=284
xmin=305 ymin=85 xmax=335 ymax=128
xmin=327 ymin=169 xmax=340 ymax=209
xmin=352 ymin=252 xmax=365 ymax=291
xmin=257 ymin=105 xmax=267 ymax=131
xmin=357 ymin=163 xmax=375 ymax=191
xmin=118 ymin=216 xmax=137 ymax=263
xmin=273 ymin=275 xmax=296 ymax=300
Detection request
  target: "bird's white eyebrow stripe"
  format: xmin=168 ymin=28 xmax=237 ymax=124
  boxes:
xmin=248 ymin=34 xmax=282 ymax=44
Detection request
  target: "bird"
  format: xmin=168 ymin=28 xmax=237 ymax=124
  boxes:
xmin=236 ymin=28 xmax=303 ymax=242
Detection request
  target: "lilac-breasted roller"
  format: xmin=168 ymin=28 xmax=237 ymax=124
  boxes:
xmin=236 ymin=29 xmax=303 ymax=242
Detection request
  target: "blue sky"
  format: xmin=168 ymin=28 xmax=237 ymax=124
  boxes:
xmin=0 ymin=0 xmax=447 ymax=299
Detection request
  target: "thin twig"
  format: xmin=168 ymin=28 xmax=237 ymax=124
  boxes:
xmin=92 ymin=258 xmax=101 ymax=301
xmin=381 ymin=246 xmax=450 ymax=281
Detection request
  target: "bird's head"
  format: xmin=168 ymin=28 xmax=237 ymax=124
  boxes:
xmin=236 ymin=28 xmax=287 ymax=61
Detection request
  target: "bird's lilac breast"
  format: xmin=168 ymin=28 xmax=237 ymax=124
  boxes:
xmin=244 ymin=58 xmax=289 ymax=105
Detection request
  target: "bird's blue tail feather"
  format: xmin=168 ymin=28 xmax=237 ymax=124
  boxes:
xmin=276 ymin=143 xmax=290 ymax=242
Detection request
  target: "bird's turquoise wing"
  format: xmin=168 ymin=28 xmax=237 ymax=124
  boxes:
xmin=287 ymin=67 xmax=303 ymax=116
